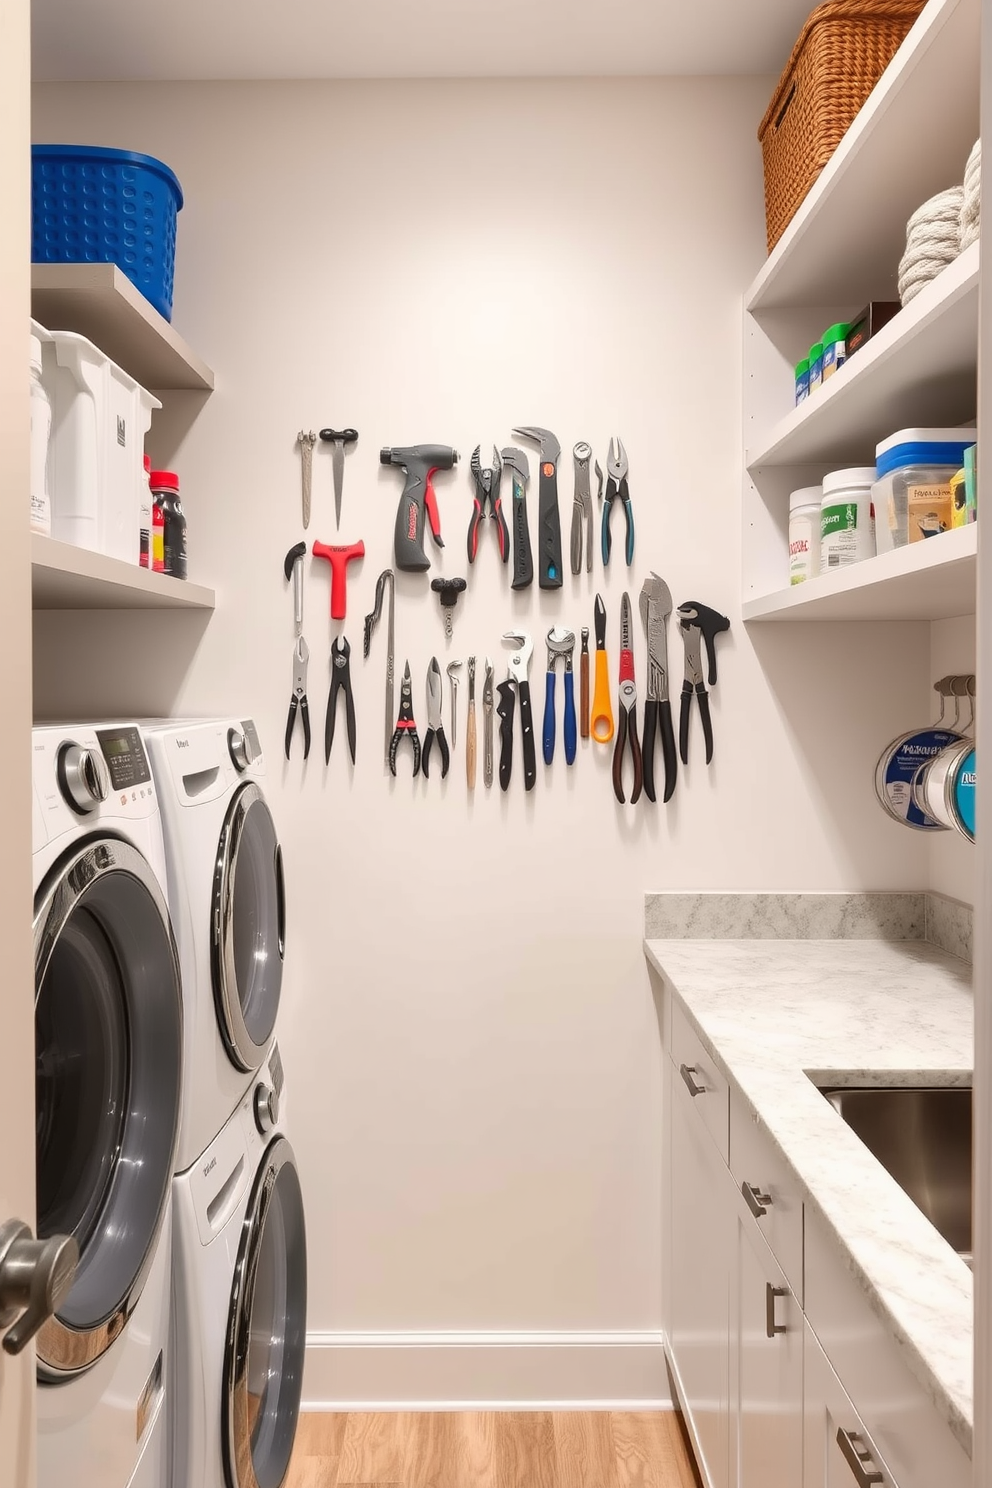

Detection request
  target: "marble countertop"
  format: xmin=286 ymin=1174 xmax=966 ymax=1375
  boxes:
xmin=644 ymin=936 xmax=974 ymax=1454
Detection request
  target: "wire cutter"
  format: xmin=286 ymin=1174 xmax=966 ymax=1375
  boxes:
xmin=612 ymin=592 xmax=642 ymax=804
xmin=325 ymin=635 xmax=356 ymax=764
xmin=389 ymin=661 xmax=422 ymax=777
xmin=601 ymin=436 xmax=635 ymax=568
xmin=467 ymin=445 xmax=509 ymax=565
xmin=423 ymin=657 xmax=450 ymax=780
xmin=677 ymin=601 xmax=730 ymax=766
xmin=284 ymin=636 xmax=311 ymax=760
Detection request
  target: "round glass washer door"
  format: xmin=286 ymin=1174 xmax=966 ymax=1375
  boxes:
xmin=33 ymin=836 xmax=182 ymax=1378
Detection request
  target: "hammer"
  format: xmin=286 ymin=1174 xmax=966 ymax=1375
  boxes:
xmin=312 ymin=540 xmax=365 ymax=621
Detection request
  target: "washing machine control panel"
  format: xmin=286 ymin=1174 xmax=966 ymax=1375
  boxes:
xmin=95 ymin=727 xmax=151 ymax=792
xmin=253 ymin=1081 xmax=280 ymax=1135
xmin=228 ymin=719 xmax=262 ymax=773
xmin=57 ymin=742 xmax=111 ymax=814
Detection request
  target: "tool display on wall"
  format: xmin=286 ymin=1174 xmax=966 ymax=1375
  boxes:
xmin=602 ymin=437 xmax=635 ymax=568
xmin=431 ymin=576 xmax=467 ymax=637
xmin=381 ymin=444 xmax=458 ymax=572
xmin=590 ymin=594 xmax=615 ymax=743
xmin=543 ymin=627 xmax=577 ymax=767
xmin=483 ymin=658 xmax=494 ymax=788
xmin=296 ymin=429 xmax=316 ymax=529
xmin=512 ymin=426 xmax=562 ymax=589
xmin=501 ymin=632 xmax=536 ymax=791
xmin=389 ymin=661 xmax=422 ymax=777
xmin=446 ymin=659 xmax=462 ymax=748
xmin=502 ymin=446 xmax=533 ymax=590
xmin=423 ymin=658 xmax=450 ymax=780
xmin=466 ymin=656 xmax=477 ymax=790
xmin=579 ymin=627 xmax=590 ymax=739
xmin=677 ymin=601 xmax=730 ymax=766
xmin=285 ymin=637 xmax=311 ymax=760
xmin=570 ymin=442 xmax=594 ymax=575
xmin=363 ymin=568 xmax=395 ymax=768
xmin=312 ymin=539 xmax=365 ymax=620
xmin=319 ymin=427 xmax=358 ymax=530
xmin=324 ymin=635 xmax=356 ymax=765
xmin=639 ymin=574 xmax=677 ymax=804
xmin=612 ymin=592 xmax=643 ymax=804
xmin=468 ymin=446 xmax=509 ymax=566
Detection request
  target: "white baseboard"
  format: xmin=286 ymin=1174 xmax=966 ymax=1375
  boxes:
xmin=303 ymin=1330 xmax=670 ymax=1410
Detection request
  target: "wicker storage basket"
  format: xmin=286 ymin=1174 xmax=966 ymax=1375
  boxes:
xmin=758 ymin=0 xmax=925 ymax=253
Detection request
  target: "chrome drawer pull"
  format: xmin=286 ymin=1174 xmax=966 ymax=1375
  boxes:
xmin=679 ymin=1063 xmax=706 ymax=1098
xmin=837 ymin=1428 xmax=884 ymax=1485
xmin=765 ymin=1283 xmax=787 ymax=1338
xmin=742 ymin=1180 xmax=772 ymax=1219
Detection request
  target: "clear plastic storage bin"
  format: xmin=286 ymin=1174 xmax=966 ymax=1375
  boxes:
xmin=873 ymin=427 xmax=977 ymax=553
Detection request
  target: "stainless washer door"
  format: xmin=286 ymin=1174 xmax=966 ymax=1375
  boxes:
xmin=33 ymin=836 xmax=182 ymax=1377
xmin=224 ymin=1136 xmax=306 ymax=1488
xmin=212 ymin=783 xmax=285 ymax=1072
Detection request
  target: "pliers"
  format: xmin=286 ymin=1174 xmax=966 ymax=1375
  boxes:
xmin=639 ymin=573 xmax=677 ymax=803
xmin=284 ymin=636 xmax=311 ymax=759
xmin=602 ymin=436 xmax=635 ymax=568
xmin=612 ymin=592 xmax=642 ymax=803
xmin=325 ymin=635 xmax=356 ymax=764
xmin=423 ymin=657 xmax=450 ymax=779
xmin=678 ymin=601 xmax=730 ymax=766
xmin=468 ymin=445 xmax=509 ymax=565
xmin=389 ymin=661 xmax=422 ymax=777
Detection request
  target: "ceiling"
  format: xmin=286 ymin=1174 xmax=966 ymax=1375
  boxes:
xmin=31 ymin=0 xmax=809 ymax=81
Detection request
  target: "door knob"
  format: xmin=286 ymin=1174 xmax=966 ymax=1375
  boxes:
xmin=0 ymin=1219 xmax=78 ymax=1356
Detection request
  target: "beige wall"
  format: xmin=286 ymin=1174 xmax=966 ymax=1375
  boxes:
xmin=32 ymin=77 xmax=936 ymax=1402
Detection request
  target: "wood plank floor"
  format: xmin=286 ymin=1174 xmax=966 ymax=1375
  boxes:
xmin=284 ymin=1410 xmax=703 ymax=1488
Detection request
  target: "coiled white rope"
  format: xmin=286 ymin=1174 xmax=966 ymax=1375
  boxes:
xmin=898 ymin=186 xmax=964 ymax=305
xmin=960 ymin=138 xmax=981 ymax=252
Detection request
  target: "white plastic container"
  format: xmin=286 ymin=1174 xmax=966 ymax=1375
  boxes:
xmin=873 ymin=427 xmax=978 ymax=554
xmin=33 ymin=319 xmax=160 ymax=564
xmin=789 ymin=486 xmax=821 ymax=585
xmin=820 ymin=467 xmax=876 ymax=571
xmin=29 ymin=332 xmax=52 ymax=536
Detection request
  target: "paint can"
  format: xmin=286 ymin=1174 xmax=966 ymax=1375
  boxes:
xmin=874 ymin=727 xmax=966 ymax=830
xmin=912 ymin=739 xmax=976 ymax=841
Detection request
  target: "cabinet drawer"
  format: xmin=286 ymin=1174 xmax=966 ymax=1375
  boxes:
xmin=729 ymin=1085 xmax=803 ymax=1302
xmin=671 ymin=1000 xmax=729 ymax=1161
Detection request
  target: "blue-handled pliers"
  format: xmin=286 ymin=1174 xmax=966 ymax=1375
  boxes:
xmin=601 ymin=436 xmax=635 ymax=568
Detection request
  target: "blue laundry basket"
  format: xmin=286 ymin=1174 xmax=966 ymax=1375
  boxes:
xmin=32 ymin=145 xmax=184 ymax=323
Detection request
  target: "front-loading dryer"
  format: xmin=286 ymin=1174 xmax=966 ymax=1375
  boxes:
xmin=142 ymin=718 xmax=285 ymax=1173
xmin=31 ymin=724 xmax=183 ymax=1488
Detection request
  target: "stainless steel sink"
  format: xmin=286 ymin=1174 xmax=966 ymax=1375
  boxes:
xmin=819 ymin=1086 xmax=972 ymax=1262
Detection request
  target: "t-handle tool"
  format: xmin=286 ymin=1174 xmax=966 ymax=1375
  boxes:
xmin=296 ymin=430 xmax=316 ymax=529
xmin=380 ymin=444 xmax=458 ymax=572
xmin=468 ymin=446 xmax=509 ymax=565
xmin=324 ymin=636 xmax=356 ymax=764
xmin=466 ymin=656 xmax=477 ymax=790
xmin=312 ymin=540 xmax=365 ymax=621
xmin=283 ymin=542 xmax=307 ymax=637
xmin=501 ymin=446 xmax=533 ymax=590
xmin=602 ymin=437 xmax=635 ymax=568
xmin=639 ymin=573 xmax=677 ymax=803
xmin=543 ymin=628 xmax=577 ymax=766
xmin=502 ymin=632 xmax=536 ymax=790
xmin=512 ymin=426 xmax=563 ymax=589
xmin=363 ymin=568 xmax=395 ymax=768
xmin=677 ymin=601 xmax=730 ymax=766
xmin=285 ymin=636 xmax=311 ymax=760
xmin=446 ymin=660 xmax=462 ymax=748
xmin=483 ymin=658 xmax=494 ymax=788
xmin=319 ymin=427 xmax=358 ymax=530
xmin=389 ymin=661 xmax=422 ymax=777
xmin=612 ymin=592 xmax=643 ymax=804
xmin=590 ymin=594 xmax=615 ymax=743
xmin=431 ymin=577 xmax=467 ymax=638
xmin=423 ymin=657 xmax=450 ymax=780
xmin=570 ymin=443 xmax=594 ymax=575
xmin=579 ymin=627 xmax=590 ymax=739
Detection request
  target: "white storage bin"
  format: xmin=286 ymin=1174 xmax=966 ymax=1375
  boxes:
xmin=32 ymin=319 xmax=160 ymax=564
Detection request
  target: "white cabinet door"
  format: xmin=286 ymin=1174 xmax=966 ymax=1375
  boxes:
xmin=733 ymin=1199 xmax=803 ymax=1488
xmin=804 ymin=1320 xmax=897 ymax=1488
xmin=668 ymin=1065 xmax=731 ymax=1488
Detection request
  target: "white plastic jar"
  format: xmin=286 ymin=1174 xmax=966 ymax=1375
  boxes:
xmin=820 ymin=467 xmax=876 ymax=571
xmin=789 ymin=486 xmax=822 ymax=585
xmin=29 ymin=332 xmax=52 ymax=536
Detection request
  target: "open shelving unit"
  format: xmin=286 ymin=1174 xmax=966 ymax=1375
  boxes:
xmin=32 ymin=535 xmax=216 ymax=611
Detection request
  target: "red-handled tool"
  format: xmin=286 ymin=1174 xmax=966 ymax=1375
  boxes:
xmin=468 ymin=445 xmax=509 ymax=565
xmin=312 ymin=540 xmax=365 ymax=621
xmin=380 ymin=445 xmax=458 ymax=573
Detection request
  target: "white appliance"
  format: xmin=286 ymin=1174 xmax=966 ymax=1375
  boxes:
xmin=171 ymin=1046 xmax=306 ymax=1488
xmin=31 ymin=724 xmax=183 ymax=1488
xmin=143 ymin=718 xmax=285 ymax=1174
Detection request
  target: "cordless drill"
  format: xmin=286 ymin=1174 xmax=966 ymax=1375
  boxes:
xmin=380 ymin=444 xmax=459 ymax=573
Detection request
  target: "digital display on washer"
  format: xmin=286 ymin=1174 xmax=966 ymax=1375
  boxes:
xmin=96 ymin=727 xmax=151 ymax=790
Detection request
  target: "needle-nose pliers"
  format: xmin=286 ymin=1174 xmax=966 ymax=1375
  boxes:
xmin=389 ymin=661 xmax=422 ymax=777
xmin=602 ymin=436 xmax=635 ymax=568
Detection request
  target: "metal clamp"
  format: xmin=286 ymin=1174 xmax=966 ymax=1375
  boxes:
xmin=836 ymin=1429 xmax=884 ymax=1486
xmin=765 ymin=1283 xmax=788 ymax=1338
xmin=679 ymin=1063 xmax=706 ymax=1098
xmin=742 ymin=1181 xmax=772 ymax=1219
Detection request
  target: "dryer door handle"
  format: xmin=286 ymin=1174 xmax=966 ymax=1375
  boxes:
xmin=0 ymin=1220 xmax=78 ymax=1355
xmin=275 ymin=844 xmax=286 ymax=960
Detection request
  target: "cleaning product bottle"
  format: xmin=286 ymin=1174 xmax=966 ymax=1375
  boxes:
xmin=150 ymin=469 xmax=187 ymax=580
xmin=151 ymin=480 xmax=166 ymax=573
xmin=29 ymin=333 xmax=52 ymax=536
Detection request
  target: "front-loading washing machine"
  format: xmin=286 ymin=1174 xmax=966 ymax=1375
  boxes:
xmin=142 ymin=718 xmax=285 ymax=1173
xmin=31 ymin=723 xmax=183 ymax=1488
xmin=171 ymin=1045 xmax=306 ymax=1488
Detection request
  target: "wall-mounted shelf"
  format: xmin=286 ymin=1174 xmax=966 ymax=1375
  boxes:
xmin=31 ymin=263 xmax=215 ymax=392
xmin=747 ymin=243 xmax=978 ymax=469
xmin=744 ymin=523 xmax=976 ymax=623
xmin=32 ymin=535 xmax=216 ymax=611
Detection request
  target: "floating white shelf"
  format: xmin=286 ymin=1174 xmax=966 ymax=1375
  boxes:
xmin=745 ymin=0 xmax=980 ymax=313
xmin=31 ymin=263 xmax=215 ymax=392
xmin=32 ymin=535 xmax=216 ymax=611
xmin=743 ymin=523 xmax=976 ymax=623
xmin=747 ymin=243 xmax=979 ymax=469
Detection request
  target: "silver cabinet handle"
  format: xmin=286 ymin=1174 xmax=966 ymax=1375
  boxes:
xmin=765 ymin=1283 xmax=787 ymax=1338
xmin=837 ymin=1429 xmax=884 ymax=1486
xmin=742 ymin=1181 xmax=773 ymax=1219
xmin=0 ymin=1218 xmax=78 ymax=1356
xmin=679 ymin=1063 xmax=705 ymax=1097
